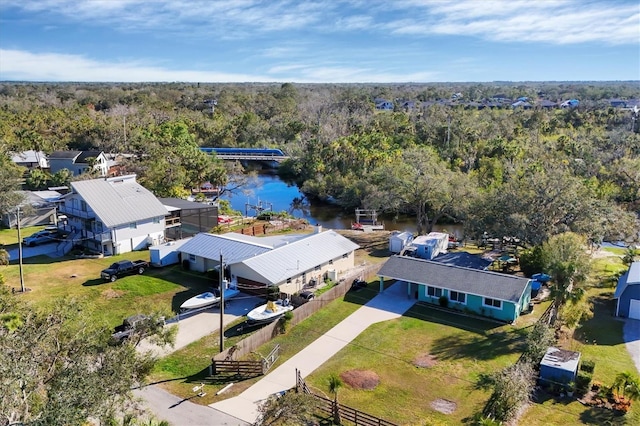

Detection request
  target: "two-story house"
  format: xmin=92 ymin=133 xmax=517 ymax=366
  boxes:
xmin=49 ymin=150 xmax=109 ymax=177
xmin=58 ymin=175 xmax=168 ymax=255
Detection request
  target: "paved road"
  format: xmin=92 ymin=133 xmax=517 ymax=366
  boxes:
xmin=135 ymin=384 xmax=249 ymax=426
xmin=210 ymin=282 xmax=415 ymax=424
xmin=135 ymin=294 xmax=261 ymax=425
xmin=623 ymin=318 xmax=640 ymax=374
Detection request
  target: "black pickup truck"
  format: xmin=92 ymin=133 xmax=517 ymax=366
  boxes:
xmin=111 ymin=313 xmax=164 ymax=344
xmin=101 ymin=259 xmax=149 ymax=282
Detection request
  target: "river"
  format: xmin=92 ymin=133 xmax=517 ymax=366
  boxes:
xmin=221 ymin=171 xmax=464 ymax=238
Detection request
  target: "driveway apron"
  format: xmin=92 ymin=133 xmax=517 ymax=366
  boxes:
xmin=210 ymin=281 xmax=415 ymax=424
xmin=623 ymin=318 xmax=640 ymax=374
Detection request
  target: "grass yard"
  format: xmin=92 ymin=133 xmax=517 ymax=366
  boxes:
xmin=518 ymin=252 xmax=639 ymax=425
xmin=1 ymin=250 xmax=214 ymax=326
xmin=305 ymin=305 xmax=527 ymax=426
xmin=0 ymin=225 xmax=47 ymax=246
xmin=150 ymin=284 xmax=381 ymax=404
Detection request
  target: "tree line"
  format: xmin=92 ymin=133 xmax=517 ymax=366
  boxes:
xmin=1 ymin=82 xmax=639 ymax=245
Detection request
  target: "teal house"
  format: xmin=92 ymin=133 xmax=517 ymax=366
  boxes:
xmin=378 ymin=256 xmax=532 ymax=323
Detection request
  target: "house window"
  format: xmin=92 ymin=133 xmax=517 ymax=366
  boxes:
xmin=80 ymin=200 xmax=87 ymax=212
xmin=484 ymin=298 xmax=502 ymax=309
xmin=96 ymin=221 xmax=103 ymax=232
xmin=342 ymin=253 xmax=348 ymax=259
xmin=427 ymin=286 xmax=442 ymax=297
xmin=188 ymin=254 xmax=196 ymax=262
xmin=450 ymin=291 xmax=466 ymax=304
xmin=286 ymin=278 xmax=291 ymax=284
xmin=129 ymin=222 xmax=137 ymax=229
xmin=314 ymin=265 xmax=321 ymax=271
xmin=329 ymin=259 xmax=333 ymax=265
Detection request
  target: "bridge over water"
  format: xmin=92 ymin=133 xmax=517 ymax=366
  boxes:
xmin=200 ymin=147 xmax=290 ymax=162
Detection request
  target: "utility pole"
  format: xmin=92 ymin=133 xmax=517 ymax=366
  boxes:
xmin=219 ymin=252 xmax=225 ymax=353
xmin=16 ymin=207 xmax=25 ymax=293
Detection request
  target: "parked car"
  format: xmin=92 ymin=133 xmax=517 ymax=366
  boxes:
xmin=299 ymin=290 xmax=315 ymax=300
xmin=111 ymin=313 xmax=164 ymax=344
xmin=100 ymin=259 xmax=149 ymax=282
xmin=23 ymin=229 xmax=58 ymax=246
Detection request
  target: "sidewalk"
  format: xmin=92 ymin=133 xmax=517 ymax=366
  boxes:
xmin=210 ymin=282 xmax=414 ymax=424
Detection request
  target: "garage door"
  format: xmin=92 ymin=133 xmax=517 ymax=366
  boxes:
xmin=629 ymin=299 xmax=640 ymax=320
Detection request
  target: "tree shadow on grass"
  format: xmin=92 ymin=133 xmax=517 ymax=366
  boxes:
xmin=579 ymin=406 xmax=627 ymax=425
xmin=430 ymin=327 xmax=525 ymax=362
xmin=573 ymin=295 xmax=623 ymax=346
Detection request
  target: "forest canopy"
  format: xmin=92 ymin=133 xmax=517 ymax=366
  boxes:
xmin=1 ymin=81 xmax=638 ymax=244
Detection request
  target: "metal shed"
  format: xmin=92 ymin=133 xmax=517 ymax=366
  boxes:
xmin=539 ymin=347 xmax=581 ymax=385
xmin=149 ymin=238 xmax=191 ymax=267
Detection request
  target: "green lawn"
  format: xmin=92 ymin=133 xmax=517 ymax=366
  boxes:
xmin=306 ymin=305 xmax=527 ymax=425
xmin=1 ymin=250 xmax=214 ymax=326
xmin=0 ymin=225 xmax=47 ymax=246
xmin=150 ymin=285 xmax=381 ymax=404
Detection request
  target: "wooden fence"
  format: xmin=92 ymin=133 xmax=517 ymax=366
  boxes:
xmin=210 ymin=344 xmax=280 ymax=377
xmin=213 ymin=263 xmax=383 ymax=362
xmin=296 ymin=369 xmax=398 ymax=426
xmin=238 ymin=219 xmax=308 ymax=236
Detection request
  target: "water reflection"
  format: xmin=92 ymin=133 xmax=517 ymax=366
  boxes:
xmin=222 ymin=171 xmax=463 ymax=236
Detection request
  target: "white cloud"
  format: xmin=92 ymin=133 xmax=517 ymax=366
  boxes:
xmin=0 ymin=49 xmax=273 ymax=82
xmin=388 ymin=0 xmax=640 ymax=45
xmin=3 ymin=0 xmax=636 ymax=45
xmin=0 ymin=49 xmax=439 ymax=83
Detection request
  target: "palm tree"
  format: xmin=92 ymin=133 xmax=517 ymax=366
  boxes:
xmin=328 ymin=374 xmax=343 ymax=425
xmin=544 ymin=233 xmax=591 ymax=325
xmin=613 ymin=372 xmax=640 ymax=402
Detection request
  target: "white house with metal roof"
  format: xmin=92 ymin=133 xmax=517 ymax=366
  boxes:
xmin=378 ymin=256 xmax=532 ymax=323
xmin=58 ymin=175 xmax=168 ymax=255
xmin=178 ymin=229 xmax=360 ymax=295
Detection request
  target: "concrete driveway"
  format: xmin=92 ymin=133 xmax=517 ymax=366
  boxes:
xmin=137 ymin=293 xmax=263 ymax=357
xmin=6 ymin=241 xmax=59 ymax=261
xmin=210 ymin=282 xmax=415 ymax=424
xmin=135 ymin=293 xmax=261 ymax=425
xmin=623 ymin=318 xmax=640 ymax=374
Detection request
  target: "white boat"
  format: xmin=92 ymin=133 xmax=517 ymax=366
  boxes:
xmin=246 ymin=299 xmax=293 ymax=324
xmin=180 ymin=281 xmax=241 ymax=310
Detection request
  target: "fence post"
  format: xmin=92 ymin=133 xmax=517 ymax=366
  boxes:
xmin=210 ymin=359 xmax=215 ymax=376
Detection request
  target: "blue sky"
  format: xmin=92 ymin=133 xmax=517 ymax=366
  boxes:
xmin=1 ymin=0 xmax=638 ymax=83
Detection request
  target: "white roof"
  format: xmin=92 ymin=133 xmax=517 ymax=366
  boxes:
xmin=541 ymin=347 xmax=580 ymax=373
xmin=238 ymin=230 xmax=360 ymax=284
xmin=70 ymin=175 xmax=168 ymax=228
xmin=178 ymin=233 xmax=273 ymax=265
xmin=11 ymin=150 xmax=46 ymax=163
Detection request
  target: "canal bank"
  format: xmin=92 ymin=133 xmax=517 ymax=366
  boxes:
xmin=221 ymin=171 xmax=464 ymax=237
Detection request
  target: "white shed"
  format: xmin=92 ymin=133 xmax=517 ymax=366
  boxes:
xmin=150 ymin=238 xmax=191 ymax=267
xmin=389 ymin=231 xmax=414 ymax=254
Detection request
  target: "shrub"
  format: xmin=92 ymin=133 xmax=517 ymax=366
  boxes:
xmin=580 ymin=359 xmax=596 ymax=374
xmin=519 ymin=246 xmax=548 ymax=277
xmin=576 ymin=371 xmax=593 ymax=395
xmin=439 ymin=296 xmax=448 ymax=307
xmin=484 ymin=363 xmax=535 ymax=422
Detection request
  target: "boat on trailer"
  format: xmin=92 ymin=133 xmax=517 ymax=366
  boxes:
xmin=180 ymin=281 xmax=240 ymax=310
xmin=246 ymin=299 xmax=293 ymax=324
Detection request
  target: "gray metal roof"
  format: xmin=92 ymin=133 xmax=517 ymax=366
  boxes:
xmin=50 ymin=150 xmax=81 ymax=159
xmin=614 ymin=261 xmax=640 ymax=298
xmin=378 ymin=255 xmax=530 ymax=303
xmin=178 ymin=233 xmax=273 ymax=265
xmin=70 ymin=175 xmax=168 ymax=228
xmin=158 ymin=197 xmax=218 ymax=211
xmin=239 ymin=230 xmax=360 ymax=284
